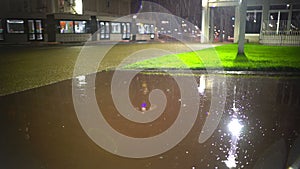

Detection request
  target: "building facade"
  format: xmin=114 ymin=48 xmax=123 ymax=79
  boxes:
xmin=201 ymin=0 xmax=300 ymax=45
xmin=0 ymin=0 xmax=154 ymax=43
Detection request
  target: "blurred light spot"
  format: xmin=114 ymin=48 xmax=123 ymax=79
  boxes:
xmin=228 ymin=118 xmax=243 ymax=137
xmin=224 ymin=155 xmax=237 ymax=168
xmin=76 ymin=75 xmax=87 ymax=86
xmin=198 ymin=75 xmax=206 ymax=95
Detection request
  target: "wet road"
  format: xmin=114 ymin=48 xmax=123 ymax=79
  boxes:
xmin=0 ymin=71 xmax=300 ymax=169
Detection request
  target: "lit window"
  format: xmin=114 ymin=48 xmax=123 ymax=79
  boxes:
xmin=137 ymin=23 xmax=145 ymax=34
xmin=246 ymin=12 xmax=262 ymax=33
xmin=0 ymin=19 xmax=4 ymax=40
xmin=60 ymin=21 xmax=74 ymax=33
xmin=150 ymin=25 xmax=154 ymax=33
xmin=28 ymin=20 xmax=43 ymax=40
xmin=28 ymin=20 xmax=35 ymax=40
xmin=74 ymin=21 xmax=86 ymax=33
xmin=28 ymin=20 xmax=35 ymax=34
xmin=111 ymin=22 xmax=121 ymax=34
xmin=144 ymin=24 xmax=150 ymax=34
xmin=100 ymin=22 xmax=105 ymax=39
xmin=121 ymin=22 xmax=130 ymax=39
xmin=35 ymin=20 xmax=43 ymax=34
xmin=291 ymin=11 xmax=300 ymax=31
xmin=105 ymin=22 xmax=110 ymax=38
xmin=74 ymin=0 xmax=83 ymax=14
xmin=99 ymin=21 xmax=110 ymax=39
xmin=7 ymin=19 xmax=25 ymax=33
xmin=143 ymin=24 xmax=154 ymax=34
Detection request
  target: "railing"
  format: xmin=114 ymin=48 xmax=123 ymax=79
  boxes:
xmin=260 ymin=31 xmax=300 ymax=46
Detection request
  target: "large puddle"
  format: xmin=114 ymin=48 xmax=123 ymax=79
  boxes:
xmin=0 ymin=71 xmax=299 ymax=169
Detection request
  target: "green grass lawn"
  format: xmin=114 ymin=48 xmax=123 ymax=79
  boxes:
xmin=125 ymin=44 xmax=300 ymax=71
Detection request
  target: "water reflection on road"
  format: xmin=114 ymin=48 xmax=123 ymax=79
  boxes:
xmin=0 ymin=71 xmax=299 ymax=169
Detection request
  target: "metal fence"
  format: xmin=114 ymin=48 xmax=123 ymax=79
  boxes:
xmin=260 ymin=31 xmax=300 ymax=46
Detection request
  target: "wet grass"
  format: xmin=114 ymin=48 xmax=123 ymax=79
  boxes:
xmin=125 ymin=44 xmax=300 ymax=71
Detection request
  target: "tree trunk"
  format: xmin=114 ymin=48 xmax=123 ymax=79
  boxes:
xmin=238 ymin=0 xmax=247 ymax=55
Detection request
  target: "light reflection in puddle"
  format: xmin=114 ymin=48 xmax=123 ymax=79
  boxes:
xmin=75 ymin=75 xmax=88 ymax=99
xmin=223 ymin=86 xmax=245 ymax=168
xmin=76 ymin=75 xmax=87 ymax=86
xmin=197 ymin=75 xmax=206 ymax=95
xmin=0 ymin=71 xmax=299 ymax=168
